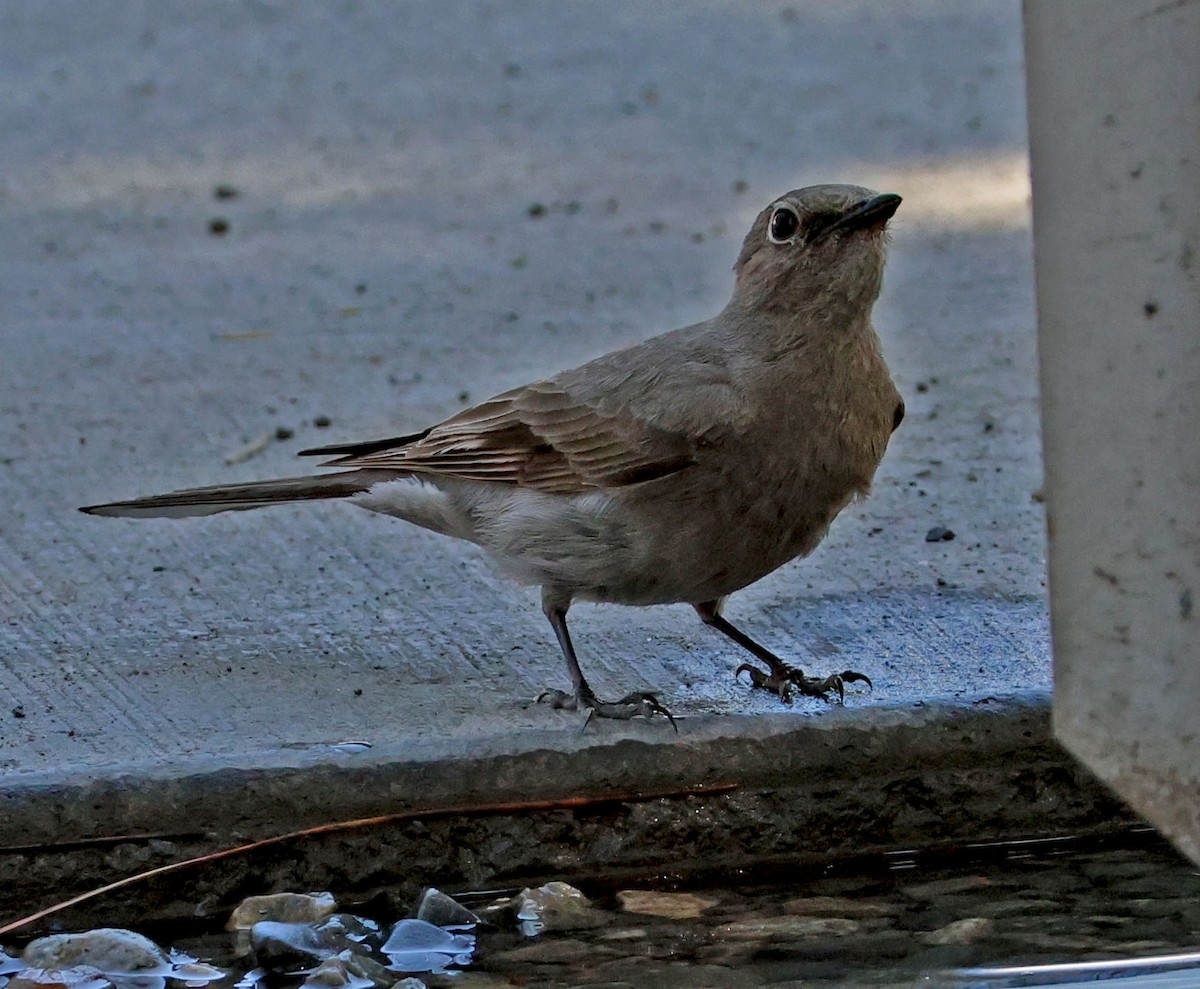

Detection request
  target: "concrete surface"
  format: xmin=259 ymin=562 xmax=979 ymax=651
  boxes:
xmin=0 ymin=696 xmax=1131 ymax=931
xmin=1026 ymin=0 xmax=1200 ymax=866
xmin=0 ymin=0 xmax=1057 ymax=896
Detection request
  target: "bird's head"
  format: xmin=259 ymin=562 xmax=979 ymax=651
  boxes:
xmin=731 ymin=184 xmax=901 ymax=315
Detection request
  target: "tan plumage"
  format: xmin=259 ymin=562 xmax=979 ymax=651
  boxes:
xmin=316 ymin=380 xmax=697 ymax=493
xmin=82 ymin=184 xmax=905 ymax=723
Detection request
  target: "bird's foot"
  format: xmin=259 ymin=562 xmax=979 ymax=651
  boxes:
xmin=735 ymin=663 xmax=872 ymax=706
xmin=537 ymin=686 xmax=677 ymax=731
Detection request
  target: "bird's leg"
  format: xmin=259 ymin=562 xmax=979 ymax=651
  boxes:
xmin=536 ymin=597 xmax=676 ymax=729
xmin=694 ymin=600 xmax=871 ymax=705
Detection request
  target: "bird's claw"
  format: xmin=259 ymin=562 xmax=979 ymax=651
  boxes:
xmin=734 ymin=663 xmax=872 ymax=706
xmin=734 ymin=663 xmax=795 ymax=702
xmin=537 ymin=687 xmax=677 ymax=731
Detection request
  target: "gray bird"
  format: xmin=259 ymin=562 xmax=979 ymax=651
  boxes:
xmin=82 ymin=184 xmax=904 ymax=725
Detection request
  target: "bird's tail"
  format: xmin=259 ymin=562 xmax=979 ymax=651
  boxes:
xmin=79 ymin=469 xmax=398 ymax=519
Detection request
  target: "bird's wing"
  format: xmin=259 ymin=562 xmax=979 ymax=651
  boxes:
xmin=301 ymin=380 xmax=697 ymax=494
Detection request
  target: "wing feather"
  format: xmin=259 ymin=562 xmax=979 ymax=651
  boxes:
xmin=322 ymin=381 xmax=696 ymax=493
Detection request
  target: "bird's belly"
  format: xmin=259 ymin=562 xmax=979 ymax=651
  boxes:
xmin=575 ymin=478 xmax=860 ymax=606
xmin=374 ymin=471 xmax=866 ymax=608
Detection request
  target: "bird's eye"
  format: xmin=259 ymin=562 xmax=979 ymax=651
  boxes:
xmin=768 ymin=206 xmax=800 ymax=244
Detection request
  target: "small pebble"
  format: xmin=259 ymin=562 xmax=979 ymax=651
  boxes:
xmin=314 ymin=416 xmax=332 ymax=428
xmin=208 ymin=218 xmax=229 ymax=236
xmin=224 ymin=431 xmax=274 ymax=466
xmin=595 ymin=928 xmax=648 ymax=942
xmin=228 ymin=892 xmax=336 ymax=930
xmin=413 ymin=888 xmax=480 ymax=928
xmin=249 ymin=922 xmax=335 ymax=971
xmin=902 ymin=874 xmax=990 ymax=899
xmin=299 ymin=954 xmax=365 ymax=989
xmin=717 ymin=915 xmax=860 ymax=940
xmin=617 ymin=890 xmax=717 ymax=920
xmin=920 ymin=916 xmax=993 ymax=945
xmin=493 ymin=938 xmax=604 ymax=966
xmin=782 ymin=895 xmax=896 ymax=919
xmin=171 ymin=962 xmax=223 ymax=982
xmin=512 ymin=881 xmax=608 ymax=932
xmin=925 ymin=526 xmax=956 ymax=542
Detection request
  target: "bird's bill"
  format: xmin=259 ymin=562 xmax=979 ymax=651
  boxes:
xmin=811 ymin=193 xmax=902 ymax=244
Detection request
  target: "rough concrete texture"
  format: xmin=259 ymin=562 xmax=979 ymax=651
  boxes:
xmin=0 ymin=697 xmax=1132 ymax=932
xmin=0 ymin=0 xmax=1062 ymax=913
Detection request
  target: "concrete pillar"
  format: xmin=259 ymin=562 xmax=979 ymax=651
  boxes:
xmin=1024 ymin=1 xmax=1200 ymax=862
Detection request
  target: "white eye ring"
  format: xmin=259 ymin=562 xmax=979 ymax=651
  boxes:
xmin=767 ymin=205 xmax=800 ymax=244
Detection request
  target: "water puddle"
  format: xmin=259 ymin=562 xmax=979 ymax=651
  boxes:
xmin=4 ymin=827 xmax=1199 ymax=988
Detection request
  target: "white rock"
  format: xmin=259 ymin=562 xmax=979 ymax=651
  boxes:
xmin=381 ymin=920 xmax=474 ymax=975
xmin=6 ymin=967 xmax=114 ymax=989
xmin=22 ymin=931 xmax=169 ymax=976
